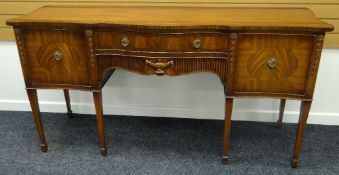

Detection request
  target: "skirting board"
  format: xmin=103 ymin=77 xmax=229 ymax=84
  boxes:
xmin=1 ymin=99 xmax=339 ymax=125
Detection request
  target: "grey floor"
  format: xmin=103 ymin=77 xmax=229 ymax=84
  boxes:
xmin=0 ymin=111 xmax=338 ymax=175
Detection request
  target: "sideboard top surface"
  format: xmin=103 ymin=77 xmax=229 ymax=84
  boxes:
xmin=6 ymin=6 xmax=333 ymax=32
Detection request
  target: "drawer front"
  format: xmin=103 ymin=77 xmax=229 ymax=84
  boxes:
xmin=95 ymin=32 xmax=228 ymax=52
xmin=23 ymin=29 xmax=90 ymax=86
xmin=96 ymin=51 xmax=228 ymax=78
xmin=234 ymin=34 xmax=315 ymax=95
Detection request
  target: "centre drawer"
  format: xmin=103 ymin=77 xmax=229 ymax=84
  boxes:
xmin=96 ymin=49 xmax=228 ymax=78
xmin=94 ymin=32 xmax=228 ymax=52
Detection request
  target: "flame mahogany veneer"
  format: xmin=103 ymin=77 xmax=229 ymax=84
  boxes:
xmin=7 ymin=6 xmax=334 ymax=168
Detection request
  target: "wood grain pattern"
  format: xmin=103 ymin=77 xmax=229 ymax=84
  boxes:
xmin=6 ymin=6 xmax=332 ymax=32
xmin=95 ymin=32 xmax=228 ymax=52
xmin=97 ymin=53 xmax=228 ymax=84
xmin=85 ymin=29 xmax=100 ymax=90
xmin=7 ymin=6 xmax=332 ymax=168
xmin=226 ymin=33 xmax=238 ymax=96
xmin=93 ymin=91 xmax=107 ymax=156
xmin=13 ymin=28 xmax=30 ymax=86
xmin=2 ymin=1 xmax=339 ymax=47
xmin=234 ymin=33 xmax=315 ymax=98
xmin=291 ymin=100 xmax=312 ymax=168
xmin=222 ymin=97 xmax=233 ymax=164
xmin=304 ymin=34 xmax=325 ymax=98
xmin=2 ymin=2 xmax=339 ymax=18
xmin=22 ymin=29 xmax=91 ymax=88
xmin=26 ymin=89 xmax=48 ymax=152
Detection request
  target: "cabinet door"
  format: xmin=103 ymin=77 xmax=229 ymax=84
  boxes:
xmin=23 ymin=29 xmax=90 ymax=87
xmin=234 ymin=34 xmax=315 ymax=96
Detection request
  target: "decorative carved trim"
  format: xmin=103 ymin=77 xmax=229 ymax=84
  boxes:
xmin=85 ymin=29 xmax=100 ymax=90
xmin=145 ymin=59 xmax=174 ymax=76
xmin=14 ymin=28 xmax=26 ymax=65
xmin=225 ymin=33 xmax=239 ymax=95
xmin=228 ymin=33 xmax=238 ymax=75
xmin=96 ymin=55 xmax=228 ymax=84
xmin=85 ymin=30 xmax=96 ymax=69
xmin=311 ymin=35 xmax=324 ymax=76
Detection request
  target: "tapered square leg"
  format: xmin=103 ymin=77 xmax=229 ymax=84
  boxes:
xmin=26 ymin=89 xmax=48 ymax=152
xmin=63 ymin=89 xmax=74 ymax=118
xmin=277 ymin=99 xmax=286 ymax=128
xmin=222 ymin=98 xmax=233 ymax=164
xmin=93 ymin=91 xmax=107 ymax=156
xmin=291 ymin=100 xmax=312 ymax=168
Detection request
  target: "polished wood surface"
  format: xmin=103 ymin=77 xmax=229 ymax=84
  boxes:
xmin=234 ymin=34 xmax=314 ymax=96
xmin=93 ymin=91 xmax=107 ymax=156
xmin=6 ymin=6 xmax=333 ymax=32
xmin=63 ymin=89 xmax=73 ymax=118
xmin=23 ymin=29 xmax=91 ymax=89
xmin=3 ymin=1 xmax=339 ymax=47
xmin=7 ymin=6 xmax=333 ymax=168
xmin=223 ymin=97 xmax=233 ymax=164
xmin=26 ymin=89 xmax=48 ymax=152
xmin=291 ymin=101 xmax=312 ymax=168
xmin=277 ymin=99 xmax=286 ymax=128
xmin=95 ymin=32 xmax=228 ymax=52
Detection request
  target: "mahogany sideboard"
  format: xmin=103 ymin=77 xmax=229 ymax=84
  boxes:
xmin=6 ymin=6 xmax=334 ymax=168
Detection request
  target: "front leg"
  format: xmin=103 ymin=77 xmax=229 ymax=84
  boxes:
xmin=222 ymin=97 xmax=233 ymax=164
xmin=291 ymin=100 xmax=312 ymax=168
xmin=93 ymin=91 xmax=107 ymax=156
xmin=63 ymin=89 xmax=74 ymax=118
xmin=26 ymin=89 xmax=48 ymax=152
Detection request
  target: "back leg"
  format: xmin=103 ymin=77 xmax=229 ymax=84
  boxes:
xmin=277 ymin=99 xmax=286 ymax=128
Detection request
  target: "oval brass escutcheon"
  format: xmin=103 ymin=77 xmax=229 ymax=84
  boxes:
xmin=54 ymin=50 xmax=63 ymax=61
xmin=193 ymin=39 xmax=201 ymax=49
xmin=121 ymin=36 xmax=129 ymax=47
xmin=267 ymin=58 xmax=278 ymax=69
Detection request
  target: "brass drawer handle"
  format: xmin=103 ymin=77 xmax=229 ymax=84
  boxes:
xmin=54 ymin=50 xmax=63 ymax=61
xmin=146 ymin=59 xmax=174 ymax=76
xmin=121 ymin=36 xmax=129 ymax=47
xmin=267 ymin=58 xmax=277 ymax=69
xmin=193 ymin=39 xmax=201 ymax=49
